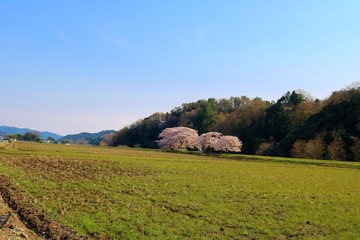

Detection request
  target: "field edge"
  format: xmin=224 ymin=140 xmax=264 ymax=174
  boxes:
xmin=0 ymin=174 xmax=87 ymax=240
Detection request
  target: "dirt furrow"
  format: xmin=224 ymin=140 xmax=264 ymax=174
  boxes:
xmin=0 ymin=193 xmax=42 ymax=240
xmin=0 ymin=175 xmax=87 ymax=240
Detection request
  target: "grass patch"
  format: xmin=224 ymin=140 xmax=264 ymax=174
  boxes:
xmin=219 ymin=153 xmax=360 ymax=169
xmin=0 ymin=142 xmax=359 ymax=239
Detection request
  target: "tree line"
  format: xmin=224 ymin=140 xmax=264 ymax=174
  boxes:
xmin=110 ymin=83 xmax=360 ymax=161
xmin=3 ymin=132 xmax=68 ymax=144
xmin=3 ymin=132 xmax=43 ymax=142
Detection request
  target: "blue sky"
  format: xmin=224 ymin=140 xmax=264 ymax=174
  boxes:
xmin=1 ymin=1 xmax=360 ymax=135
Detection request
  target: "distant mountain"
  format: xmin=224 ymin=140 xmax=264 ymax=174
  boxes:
xmin=0 ymin=126 xmax=63 ymax=140
xmin=40 ymin=131 xmax=64 ymax=141
xmin=59 ymin=130 xmax=116 ymax=145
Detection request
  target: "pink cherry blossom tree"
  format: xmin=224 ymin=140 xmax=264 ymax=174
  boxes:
xmin=157 ymin=127 xmax=199 ymax=150
xmin=213 ymin=135 xmax=242 ymax=153
xmin=195 ymin=132 xmax=223 ymax=152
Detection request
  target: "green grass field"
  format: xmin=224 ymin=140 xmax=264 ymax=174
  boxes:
xmin=0 ymin=142 xmax=359 ymax=239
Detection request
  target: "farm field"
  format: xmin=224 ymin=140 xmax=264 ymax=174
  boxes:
xmin=0 ymin=142 xmax=359 ymax=239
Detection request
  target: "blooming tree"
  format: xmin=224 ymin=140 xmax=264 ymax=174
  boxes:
xmin=157 ymin=127 xmax=199 ymax=150
xmin=213 ymin=136 xmax=242 ymax=153
xmin=195 ymin=132 xmax=223 ymax=152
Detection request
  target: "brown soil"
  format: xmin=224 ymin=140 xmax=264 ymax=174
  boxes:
xmin=0 ymin=194 xmax=42 ymax=240
xmin=1 ymin=155 xmax=148 ymax=182
xmin=0 ymin=175 xmax=87 ymax=240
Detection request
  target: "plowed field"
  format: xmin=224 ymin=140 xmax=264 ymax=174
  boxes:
xmin=0 ymin=142 xmax=359 ymax=239
xmin=0 ymin=194 xmax=42 ymax=240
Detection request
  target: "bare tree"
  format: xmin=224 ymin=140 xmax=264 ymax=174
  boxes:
xmin=256 ymin=142 xmax=274 ymax=156
xmin=304 ymin=135 xmax=325 ymax=159
xmin=345 ymin=81 xmax=360 ymax=90
xmin=99 ymin=133 xmax=116 ymax=146
xmin=295 ymin=89 xmax=315 ymax=101
xmin=291 ymin=136 xmax=326 ymax=160
xmin=291 ymin=140 xmax=306 ymax=158
xmin=327 ymin=138 xmax=345 ymax=160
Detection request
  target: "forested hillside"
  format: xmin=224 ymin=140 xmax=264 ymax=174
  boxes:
xmin=112 ymin=84 xmax=360 ymax=161
xmin=59 ymin=130 xmax=116 ymax=145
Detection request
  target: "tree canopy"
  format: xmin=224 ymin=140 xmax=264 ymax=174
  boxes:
xmin=112 ymin=84 xmax=360 ymax=161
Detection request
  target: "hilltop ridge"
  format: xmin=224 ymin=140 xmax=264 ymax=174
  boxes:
xmin=0 ymin=126 xmax=63 ymax=140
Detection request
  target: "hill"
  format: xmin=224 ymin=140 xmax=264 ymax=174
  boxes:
xmin=59 ymin=130 xmax=116 ymax=145
xmin=0 ymin=126 xmax=63 ymax=140
xmin=112 ymin=84 xmax=360 ymax=161
xmin=282 ymin=88 xmax=360 ymax=160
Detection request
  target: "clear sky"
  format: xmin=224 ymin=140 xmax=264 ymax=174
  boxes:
xmin=1 ymin=1 xmax=360 ymax=135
